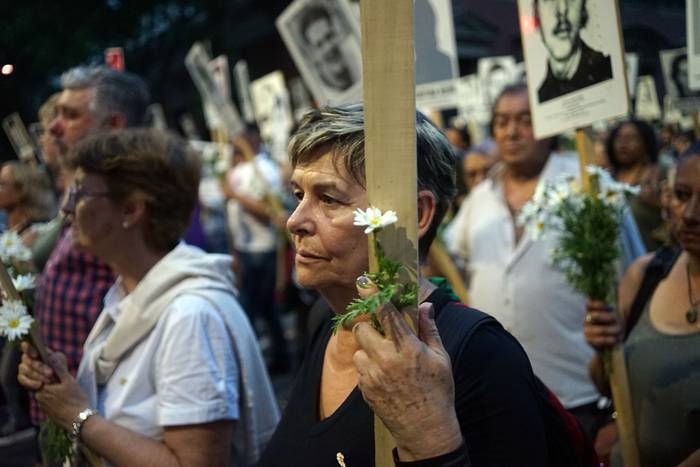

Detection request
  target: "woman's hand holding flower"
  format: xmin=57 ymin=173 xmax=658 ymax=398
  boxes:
xmin=18 ymin=342 xmax=90 ymax=430
xmin=351 ymin=279 xmax=462 ymax=461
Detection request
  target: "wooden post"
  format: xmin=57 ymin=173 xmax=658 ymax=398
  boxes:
xmin=360 ymin=0 xmax=418 ymax=465
xmin=575 ymin=127 xmax=640 ymax=467
xmin=428 ymin=244 xmax=468 ymax=304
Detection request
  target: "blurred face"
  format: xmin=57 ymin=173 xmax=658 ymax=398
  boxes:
xmin=305 ymin=16 xmax=352 ymax=90
xmin=0 ymin=166 xmax=20 ymax=211
xmin=613 ymin=123 xmax=647 ymax=166
xmin=287 ymin=154 xmax=369 ymax=295
xmin=49 ymin=88 xmax=98 ymax=156
xmin=462 ymin=153 xmax=493 ymax=190
xmin=492 ymin=90 xmax=550 ymax=170
xmin=538 ymin=0 xmax=585 ymax=62
xmin=670 ymin=155 xmax=700 ymax=256
xmin=62 ymin=169 xmax=119 ymax=255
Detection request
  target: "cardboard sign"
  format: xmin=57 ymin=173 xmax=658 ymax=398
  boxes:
xmin=478 ymin=55 xmax=519 ymax=106
xmin=233 ymin=60 xmax=256 ymax=124
xmin=635 ymin=75 xmax=662 ymax=121
xmin=250 ymin=71 xmax=294 ymax=163
xmin=414 ymin=0 xmax=459 ymax=86
xmin=208 ymin=55 xmax=231 ymax=101
xmin=277 ymin=0 xmax=363 ymax=105
xmin=687 ymin=0 xmax=700 ymax=90
xmin=2 ymin=113 xmax=36 ymax=164
xmin=625 ymin=52 xmax=639 ymax=99
xmin=518 ymin=0 xmax=628 ymax=138
xmin=185 ymin=42 xmax=243 ymax=136
xmin=105 ymin=47 xmax=125 ymax=71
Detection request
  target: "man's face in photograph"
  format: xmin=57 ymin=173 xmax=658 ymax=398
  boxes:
xmin=304 ymin=14 xmax=352 ymax=90
xmin=538 ymin=0 xmax=585 ymax=62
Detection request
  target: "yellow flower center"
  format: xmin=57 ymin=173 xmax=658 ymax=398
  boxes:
xmin=9 ymin=319 xmax=19 ymax=328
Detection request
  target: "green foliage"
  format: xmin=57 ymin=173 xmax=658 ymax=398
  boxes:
xmin=39 ymin=419 xmax=75 ymax=466
xmin=551 ymin=195 xmax=620 ymax=302
xmin=332 ymin=239 xmax=418 ymax=334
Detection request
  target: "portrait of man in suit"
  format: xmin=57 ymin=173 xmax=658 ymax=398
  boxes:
xmin=535 ymin=0 xmax=613 ymax=103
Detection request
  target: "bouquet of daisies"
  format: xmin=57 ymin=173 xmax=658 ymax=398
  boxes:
xmin=0 ymin=232 xmax=81 ymax=464
xmin=517 ymin=166 xmax=639 ymax=303
xmin=0 ymin=231 xmax=36 ymax=341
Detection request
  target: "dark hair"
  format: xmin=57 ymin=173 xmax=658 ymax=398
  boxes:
xmin=289 ymin=104 xmax=456 ymax=261
xmin=446 ymin=125 xmax=471 ymax=149
xmin=670 ymin=54 xmax=689 ymax=96
xmin=605 ymin=119 xmax=658 ymax=172
xmin=489 ymin=82 xmax=529 ymax=136
xmin=60 ymin=66 xmax=150 ymax=127
xmin=72 ymin=128 xmax=201 ymax=252
xmin=533 ymin=0 xmax=588 ymax=29
xmin=299 ymin=5 xmax=332 ymax=45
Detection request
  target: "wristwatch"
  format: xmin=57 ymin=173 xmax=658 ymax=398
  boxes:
xmin=70 ymin=408 xmax=97 ymax=442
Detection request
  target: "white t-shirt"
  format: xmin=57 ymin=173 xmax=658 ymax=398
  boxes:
xmin=78 ymin=284 xmax=240 ymax=441
xmin=226 ymin=154 xmax=280 ymax=253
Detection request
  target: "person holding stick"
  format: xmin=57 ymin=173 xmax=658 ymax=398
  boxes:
xmin=584 ymin=143 xmax=700 ymax=467
xmin=256 ymin=104 xmax=588 ymax=466
xmin=18 ymin=129 xmax=278 ymax=466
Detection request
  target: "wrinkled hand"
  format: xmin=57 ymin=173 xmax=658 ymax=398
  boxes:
xmin=352 ymin=280 xmax=462 ymax=461
xmin=583 ymin=299 xmax=622 ymax=352
xmin=18 ymin=342 xmax=90 ymax=430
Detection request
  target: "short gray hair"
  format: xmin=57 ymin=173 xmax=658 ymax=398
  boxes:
xmin=289 ymin=104 xmax=456 ymax=260
xmin=60 ymin=66 xmax=150 ymax=127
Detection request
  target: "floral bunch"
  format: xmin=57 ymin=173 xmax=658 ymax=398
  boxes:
xmin=332 ymin=207 xmax=419 ymax=333
xmin=518 ymin=166 xmax=639 ymax=302
xmin=0 ymin=231 xmax=36 ymax=338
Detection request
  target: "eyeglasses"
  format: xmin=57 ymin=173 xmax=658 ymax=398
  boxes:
xmin=65 ymin=185 xmax=113 ymax=207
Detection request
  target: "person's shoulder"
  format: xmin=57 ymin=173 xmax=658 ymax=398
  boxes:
xmin=161 ymin=292 xmax=233 ymax=329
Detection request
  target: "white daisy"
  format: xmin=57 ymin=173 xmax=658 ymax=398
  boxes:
xmin=0 ymin=300 xmax=33 ymax=341
xmin=12 ymin=273 xmax=36 ymax=292
xmin=353 ymin=207 xmax=399 ymax=234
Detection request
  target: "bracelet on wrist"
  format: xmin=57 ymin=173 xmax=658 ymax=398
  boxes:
xmin=70 ymin=408 xmax=97 ymax=442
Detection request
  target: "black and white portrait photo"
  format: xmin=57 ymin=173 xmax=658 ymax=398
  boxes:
xmin=277 ymin=0 xmax=362 ymax=105
xmin=660 ymin=48 xmax=700 ymax=101
xmin=477 ymin=56 xmax=518 ymax=105
xmin=534 ymin=0 xmax=612 ymax=103
xmin=518 ymin=0 xmax=627 ymax=138
xmin=687 ymin=0 xmax=700 ymax=90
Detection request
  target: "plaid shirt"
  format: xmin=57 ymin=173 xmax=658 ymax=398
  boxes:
xmin=30 ymin=228 xmax=115 ymax=424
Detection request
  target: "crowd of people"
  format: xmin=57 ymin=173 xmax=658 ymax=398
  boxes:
xmin=0 ymin=55 xmax=698 ymax=467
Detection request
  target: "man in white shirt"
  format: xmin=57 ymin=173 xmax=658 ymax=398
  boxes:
xmin=224 ymin=124 xmax=290 ymax=372
xmin=445 ymin=83 xmax=645 ymax=437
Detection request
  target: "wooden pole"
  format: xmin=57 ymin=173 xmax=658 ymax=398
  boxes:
xmin=360 ymin=1 xmax=417 ymax=465
xmin=575 ymin=127 xmax=640 ymax=467
xmin=428 ymin=244 xmax=468 ymax=304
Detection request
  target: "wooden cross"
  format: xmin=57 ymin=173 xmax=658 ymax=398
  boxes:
xmin=360 ymin=1 xmax=418 ymax=464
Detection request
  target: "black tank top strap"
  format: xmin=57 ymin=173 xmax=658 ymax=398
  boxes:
xmin=624 ymin=246 xmax=682 ymax=339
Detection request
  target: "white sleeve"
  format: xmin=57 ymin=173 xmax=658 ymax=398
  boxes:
xmin=155 ymin=295 xmax=240 ymax=427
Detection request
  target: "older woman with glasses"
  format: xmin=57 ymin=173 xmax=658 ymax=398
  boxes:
xmin=18 ymin=129 xmax=278 ymax=466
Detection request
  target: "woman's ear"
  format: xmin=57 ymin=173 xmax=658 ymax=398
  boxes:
xmin=417 ymin=190 xmax=437 ymax=240
xmin=120 ymin=196 xmax=146 ymax=230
